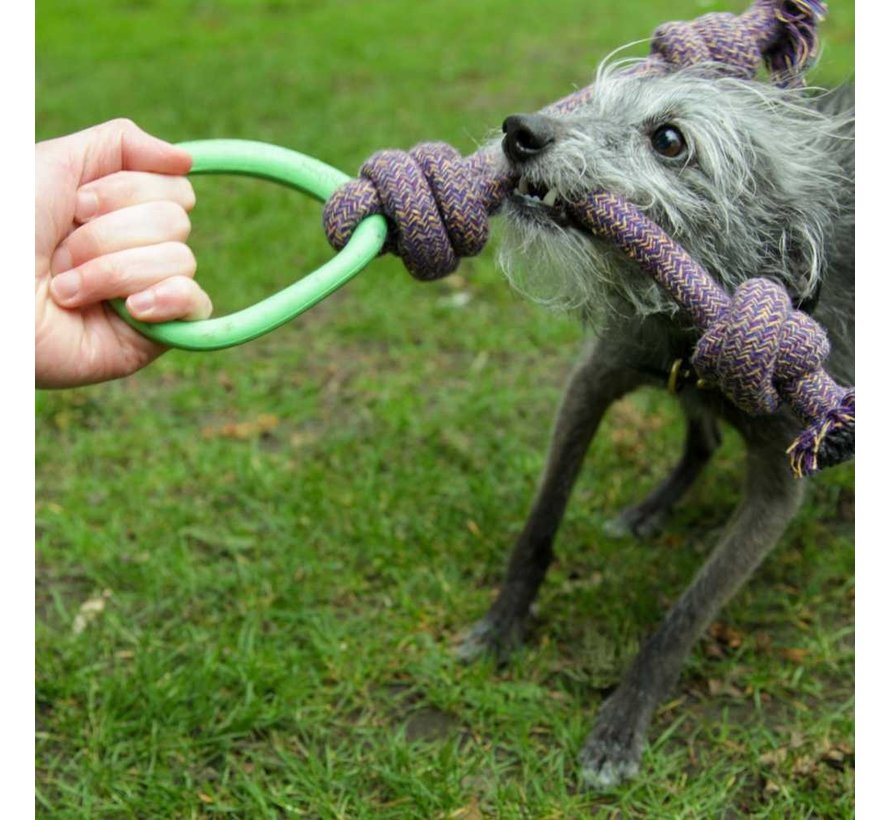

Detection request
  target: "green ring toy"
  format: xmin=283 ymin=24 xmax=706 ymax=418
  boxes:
xmin=109 ymin=139 xmax=388 ymax=351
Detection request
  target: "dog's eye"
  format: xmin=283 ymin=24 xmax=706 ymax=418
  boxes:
xmin=651 ymin=125 xmax=687 ymax=159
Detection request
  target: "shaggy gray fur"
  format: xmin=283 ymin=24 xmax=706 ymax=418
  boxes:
xmin=498 ymin=62 xmax=853 ymax=338
xmin=458 ymin=61 xmax=854 ymax=788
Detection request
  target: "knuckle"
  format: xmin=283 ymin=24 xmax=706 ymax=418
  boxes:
xmin=67 ymin=224 xmax=102 ymax=266
xmin=179 ymin=178 xmax=197 ymax=210
xmin=177 ymin=243 xmax=198 ymax=276
xmin=110 ymin=117 xmax=138 ymax=134
xmin=157 ymin=274 xmax=191 ymax=301
xmin=163 ymin=241 xmax=197 ymax=277
xmin=82 ymin=254 xmax=123 ymax=297
xmin=154 ymin=274 xmax=209 ymax=319
xmin=156 ymin=201 xmax=191 ymax=240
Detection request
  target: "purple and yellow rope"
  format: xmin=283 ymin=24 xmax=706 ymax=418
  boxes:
xmin=322 ymin=0 xmax=851 ymax=476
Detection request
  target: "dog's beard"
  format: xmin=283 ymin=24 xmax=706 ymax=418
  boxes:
xmin=493 ymin=70 xmax=854 ymax=328
xmin=497 ymin=204 xmax=680 ymax=325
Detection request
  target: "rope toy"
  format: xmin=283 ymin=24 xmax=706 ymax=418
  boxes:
xmin=322 ymin=0 xmax=851 ymax=477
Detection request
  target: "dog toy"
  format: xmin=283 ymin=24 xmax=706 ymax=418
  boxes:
xmin=109 ymin=139 xmax=387 ymax=350
xmin=321 ymin=0 xmax=852 ymax=476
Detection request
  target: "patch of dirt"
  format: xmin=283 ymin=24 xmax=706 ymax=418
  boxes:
xmin=403 ymin=707 xmax=461 ymax=742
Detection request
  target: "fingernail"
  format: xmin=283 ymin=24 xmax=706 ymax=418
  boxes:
xmin=50 ymin=270 xmax=81 ymax=303
xmin=127 ymin=291 xmax=155 ymax=316
xmin=76 ymin=190 xmax=99 ymax=221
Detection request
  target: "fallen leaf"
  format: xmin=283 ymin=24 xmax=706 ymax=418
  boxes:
xmin=759 ymin=747 xmax=788 ymax=766
xmin=821 ymin=745 xmax=854 ymax=770
xmin=709 ymin=622 xmax=743 ymax=649
xmin=450 ymin=796 xmax=483 ymax=820
xmin=779 ymin=647 xmax=809 ymax=664
xmin=71 ymin=590 xmax=111 ymax=635
xmin=792 ymin=755 xmax=817 ymax=777
xmin=201 ymin=414 xmax=280 ymax=440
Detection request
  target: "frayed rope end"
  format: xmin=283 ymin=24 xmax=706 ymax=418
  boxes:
xmin=786 ymin=388 xmax=854 ymax=478
xmin=765 ymin=0 xmax=828 ymax=83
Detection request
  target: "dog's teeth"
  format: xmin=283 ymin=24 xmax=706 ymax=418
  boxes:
xmin=542 ymin=189 xmax=558 ymax=207
xmin=518 ymin=176 xmax=530 ymax=195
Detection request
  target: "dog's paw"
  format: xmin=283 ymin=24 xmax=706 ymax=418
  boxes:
xmin=578 ymin=692 xmax=651 ymax=789
xmin=603 ymin=505 xmax=667 ymax=540
xmin=578 ymin=721 xmax=645 ymax=790
xmin=455 ymin=614 xmax=526 ymax=666
xmin=579 ymin=737 xmax=642 ymax=790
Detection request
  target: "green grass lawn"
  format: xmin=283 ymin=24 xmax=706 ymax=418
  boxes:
xmin=36 ymin=1 xmax=854 ymax=816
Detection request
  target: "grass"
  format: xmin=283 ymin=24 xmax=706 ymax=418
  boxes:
xmin=36 ymin=0 xmax=854 ymax=816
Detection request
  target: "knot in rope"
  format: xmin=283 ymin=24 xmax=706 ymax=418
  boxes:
xmin=650 ymin=12 xmax=763 ymax=76
xmin=640 ymin=0 xmax=826 ymax=85
xmin=569 ymin=190 xmax=853 ymax=475
xmin=691 ymin=278 xmax=829 ymax=416
xmin=323 ymin=142 xmax=490 ymax=281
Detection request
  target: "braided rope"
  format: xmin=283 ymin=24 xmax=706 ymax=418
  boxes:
xmin=568 ymin=191 xmax=853 ymax=477
xmin=628 ymin=0 xmax=826 ymax=85
xmin=323 ymin=144 xmax=510 ymax=280
xmin=321 ymin=0 xmax=851 ymax=476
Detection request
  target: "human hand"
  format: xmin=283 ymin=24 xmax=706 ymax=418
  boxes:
xmin=36 ymin=119 xmax=212 ymax=388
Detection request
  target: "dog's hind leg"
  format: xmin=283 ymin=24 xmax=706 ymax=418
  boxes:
xmin=457 ymin=340 xmax=642 ymax=665
xmin=605 ymin=400 xmax=721 ymax=539
xmin=579 ymin=425 xmax=805 ymax=789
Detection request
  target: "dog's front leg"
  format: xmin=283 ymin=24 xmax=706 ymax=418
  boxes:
xmin=579 ymin=428 xmax=805 ymax=789
xmin=458 ymin=341 xmax=642 ymax=665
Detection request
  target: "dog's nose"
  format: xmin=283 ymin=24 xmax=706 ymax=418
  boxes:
xmin=502 ymin=113 xmax=557 ymax=164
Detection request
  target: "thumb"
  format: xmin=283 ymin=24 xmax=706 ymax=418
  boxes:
xmin=72 ymin=118 xmax=192 ymax=185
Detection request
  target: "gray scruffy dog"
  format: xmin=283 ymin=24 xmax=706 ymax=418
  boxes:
xmin=457 ymin=59 xmax=854 ymax=788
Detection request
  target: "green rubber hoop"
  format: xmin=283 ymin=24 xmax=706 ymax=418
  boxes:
xmin=109 ymin=139 xmax=387 ymax=351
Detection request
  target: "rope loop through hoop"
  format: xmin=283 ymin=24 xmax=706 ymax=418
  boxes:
xmin=324 ymin=143 xmax=496 ymax=281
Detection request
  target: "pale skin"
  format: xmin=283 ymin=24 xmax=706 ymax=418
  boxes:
xmin=36 ymin=119 xmax=213 ymax=389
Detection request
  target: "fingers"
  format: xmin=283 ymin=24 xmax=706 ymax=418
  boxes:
xmin=46 ymin=144 xmax=209 ymax=325
xmin=76 ymin=171 xmax=196 ymax=222
xmin=126 ymin=275 xmax=213 ymax=322
xmin=50 ymin=241 xmax=200 ymax=309
xmin=52 ymin=200 xmax=192 ymax=272
xmin=73 ymin=118 xmax=192 ymax=185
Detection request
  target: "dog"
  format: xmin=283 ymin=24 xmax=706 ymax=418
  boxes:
xmin=455 ymin=60 xmax=854 ymax=788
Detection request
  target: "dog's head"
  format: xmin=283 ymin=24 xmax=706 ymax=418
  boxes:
xmin=496 ymin=63 xmax=852 ymax=326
